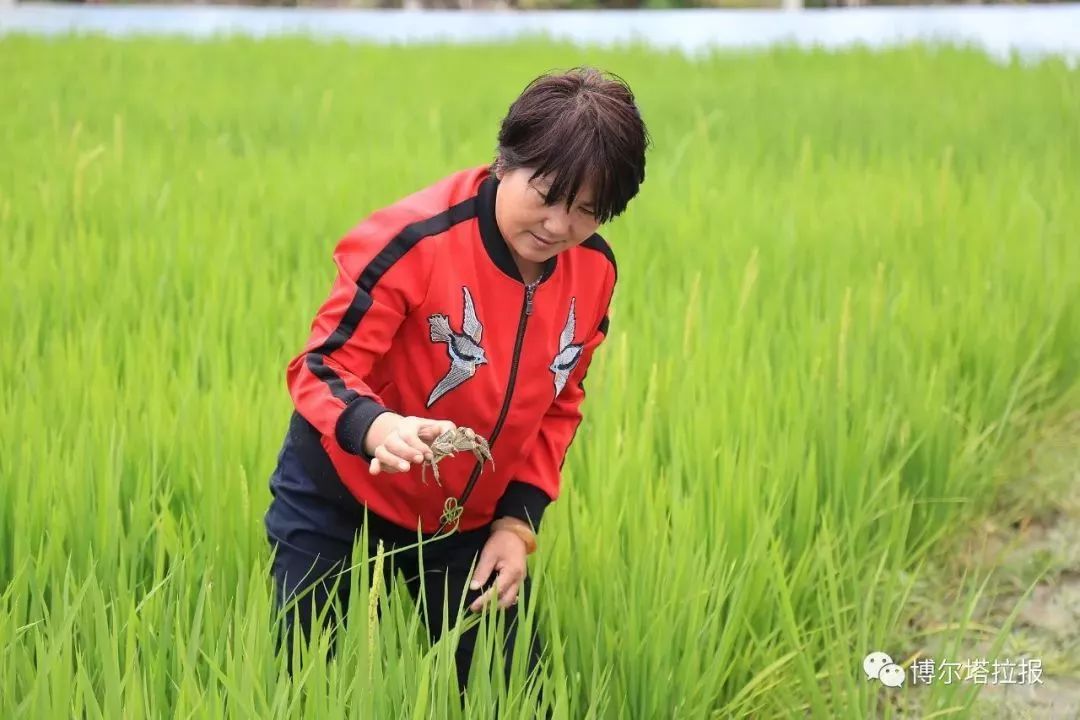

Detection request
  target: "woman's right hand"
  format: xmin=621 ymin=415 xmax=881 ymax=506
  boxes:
xmin=364 ymin=412 xmax=457 ymax=475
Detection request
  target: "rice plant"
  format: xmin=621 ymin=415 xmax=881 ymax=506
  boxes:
xmin=0 ymin=35 xmax=1077 ymax=718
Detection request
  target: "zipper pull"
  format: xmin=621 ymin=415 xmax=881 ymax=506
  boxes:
xmin=440 ymin=496 xmax=462 ymax=530
xmin=525 ymin=281 xmax=538 ymax=316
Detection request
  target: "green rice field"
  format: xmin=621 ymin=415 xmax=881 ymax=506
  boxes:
xmin=1 ymin=36 xmax=1078 ymax=718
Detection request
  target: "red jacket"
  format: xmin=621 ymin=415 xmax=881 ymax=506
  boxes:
xmin=284 ymin=165 xmax=617 ymax=535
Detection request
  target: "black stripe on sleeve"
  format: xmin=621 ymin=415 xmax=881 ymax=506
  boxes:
xmin=581 ymin=232 xmax=617 ymax=281
xmin=307 ymin=194 xmax=478 ymax=405
xmin=306 ymin=353 xmax=362 ymax=406
xmin=581 ymin=232 xmax=616 ymax=340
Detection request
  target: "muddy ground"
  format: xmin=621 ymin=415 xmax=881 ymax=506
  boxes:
xmin=899 ymin=409 xmax=1080 ymax=718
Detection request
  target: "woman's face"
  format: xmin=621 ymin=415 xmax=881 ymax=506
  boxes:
xmin=494 ymin=166 xmax=601 ymax=274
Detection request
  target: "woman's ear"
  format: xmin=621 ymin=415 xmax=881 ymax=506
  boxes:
xmin=492 ymin=156 xmax=505 ymax=181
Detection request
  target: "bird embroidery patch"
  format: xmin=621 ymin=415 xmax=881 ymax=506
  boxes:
xmin=427 ymin=286 xmax=487 ymax=407
xmin=549 ymin=297 xmax=584 ymax=398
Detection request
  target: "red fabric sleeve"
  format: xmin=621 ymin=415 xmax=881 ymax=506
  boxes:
xmin=495 ymin=271 xmax=615 ymax=531
xmin=285 ymin=208 xmax=433 ymax=458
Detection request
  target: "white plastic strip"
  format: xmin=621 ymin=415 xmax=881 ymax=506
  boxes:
xmin=2 ymin=3 xmax=1078 ymax=64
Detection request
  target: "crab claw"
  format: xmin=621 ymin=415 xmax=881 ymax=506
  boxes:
xmin=469 ymin=439 xmax=494 ymax=475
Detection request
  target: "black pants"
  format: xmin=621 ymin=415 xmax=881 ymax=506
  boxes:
xmin=263 ymin=413 xmax=544 ymax=697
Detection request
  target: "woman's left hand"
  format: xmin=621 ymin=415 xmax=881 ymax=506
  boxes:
xmin=468 ymin=530 xmax=528 ymax=612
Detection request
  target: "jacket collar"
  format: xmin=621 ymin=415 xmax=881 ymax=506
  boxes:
xmin=477 ymin=170 xmax=558 ymax=285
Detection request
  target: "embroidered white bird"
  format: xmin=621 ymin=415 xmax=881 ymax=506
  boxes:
xmin=427 ymin=286 xmax=487 ymax=407
xmin=549 ymin=297 xmax=584 ymax=397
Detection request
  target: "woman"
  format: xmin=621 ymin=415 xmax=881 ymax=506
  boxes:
xmin=263 ymin=65 xmax=649 ymax=695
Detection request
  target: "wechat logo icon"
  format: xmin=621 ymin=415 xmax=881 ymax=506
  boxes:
xmin=864 ymin=651 xmax=905 ymax=688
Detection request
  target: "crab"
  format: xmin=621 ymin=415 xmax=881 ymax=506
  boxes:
xmin=422 ymin=427 xmax=494 ymax=486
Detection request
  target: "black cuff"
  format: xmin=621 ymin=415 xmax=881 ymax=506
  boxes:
xmin=494 ymin=481 xmax=552 ymax=533
xmin=335 ymin=396 xmax=390 ymax=461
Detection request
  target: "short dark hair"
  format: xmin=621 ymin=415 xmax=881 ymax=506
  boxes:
xmin=492 ymin=66 xmax=649 ymax=225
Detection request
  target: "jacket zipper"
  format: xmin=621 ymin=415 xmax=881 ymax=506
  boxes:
xmin=436 ymin=278 xmax=539 ymax=533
